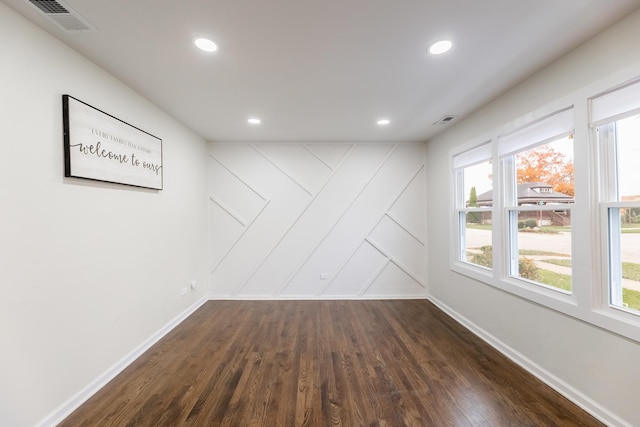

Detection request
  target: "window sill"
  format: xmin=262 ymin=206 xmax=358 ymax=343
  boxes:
xmin=450 ymin=261 xmax=640 ymax=343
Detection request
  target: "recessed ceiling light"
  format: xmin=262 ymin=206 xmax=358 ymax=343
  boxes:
xmin=194 ymin=37 xmax=218 ymax=52
xmin=248 ymin=118 xmax=261 ymax=125
xmin=428 ymin=40 xmax=453 ymax=55
xmin=377 ymin=119 xmax=390 ymax=125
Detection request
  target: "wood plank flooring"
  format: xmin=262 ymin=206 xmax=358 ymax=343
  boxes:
xmin=60 ymin=300 xmax=603 ymax=426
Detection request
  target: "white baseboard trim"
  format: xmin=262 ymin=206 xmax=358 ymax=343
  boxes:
xmin=36 ymin=297 xmax=208 ymax=427
xmin=207 ymin=294 xmax=429 ymax=300
xmin=428 ymin=296 xmax=631 ymax=427
xmin=36 ymin=295 xmax=627 ymax=426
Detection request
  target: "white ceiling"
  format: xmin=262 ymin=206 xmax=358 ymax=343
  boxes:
xmin=4 ymin=0 xmax=640 ymax=142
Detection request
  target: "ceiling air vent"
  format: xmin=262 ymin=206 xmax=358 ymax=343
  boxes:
xmin=433 ymin=115 xmax=456 ymax=126
xmin=27 ymin=0 xmax=97 ymax=33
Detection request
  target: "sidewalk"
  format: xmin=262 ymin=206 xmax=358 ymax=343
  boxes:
xmin=530 ymin=256 xmax=640 ymax=292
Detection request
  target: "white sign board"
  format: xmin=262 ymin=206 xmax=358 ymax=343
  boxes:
xmin=63 ymin=95 xmax=163 ymax=190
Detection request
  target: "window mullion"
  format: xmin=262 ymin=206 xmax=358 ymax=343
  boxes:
xmin=508 ymin=209 xmax=519 ymax=277
xmin=458 ymin=211 xmax=467 ymax=262
xmin=608 ymin=208 xmax=623 ymax=307
xmin=599 ymin=123 xmax=618 ymax=200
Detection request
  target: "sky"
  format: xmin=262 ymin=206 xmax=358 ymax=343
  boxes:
xmin=617 ymin=114 xmax=640 ymax=199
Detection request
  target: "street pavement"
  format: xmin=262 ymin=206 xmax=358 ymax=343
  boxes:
xmin=465 ymin=228 xmax=640 ymax=291
xmin=465 ymin=228 xmax=640 ymax=262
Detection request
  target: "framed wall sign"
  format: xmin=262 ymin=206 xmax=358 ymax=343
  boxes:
xmin=63 ymin=95 xmax=163 ymax=190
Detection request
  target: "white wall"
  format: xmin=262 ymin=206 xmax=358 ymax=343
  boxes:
xmin=208 ymin=142 xmax=426 ymax=298
xmin=426 ymin=9 xmax=640 ymax=427
xmin=8 ymin=0 xmax=640 ymax=424
xmin=0 ymin=4 xmax=209 ymax=426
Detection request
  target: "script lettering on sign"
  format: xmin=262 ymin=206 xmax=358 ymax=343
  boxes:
xmin=63 ymin=95 xmax=163 ymax=189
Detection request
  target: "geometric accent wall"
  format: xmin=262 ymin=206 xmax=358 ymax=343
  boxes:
xmin=208 ymin=142 xmax=426 ymax=298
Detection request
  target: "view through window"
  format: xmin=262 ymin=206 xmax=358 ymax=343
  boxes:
xmin=451 ymin=78 xmax=640 ymax=340
xmin=508 ymin=135 xmax=574 ymax=292
xmin=462 ymin=160 xmax=493 ymax=268
xmin=602 ymin=114 xmax=640 ymax=313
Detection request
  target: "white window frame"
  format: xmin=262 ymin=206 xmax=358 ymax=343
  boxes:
xmin=592 ymin=81 xmax=640 ymax=318
xmin=452 ymin=141 xmax=493 ymax=272
xmin=449 ymin=71 xmax=640 ymax=344
xmin=500 ymin=124 xmax=575 ymax=295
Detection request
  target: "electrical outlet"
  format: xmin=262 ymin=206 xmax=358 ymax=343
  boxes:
xmin=181 ymin=287 xmax=188 ymax=296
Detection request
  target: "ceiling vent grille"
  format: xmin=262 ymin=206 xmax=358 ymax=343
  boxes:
xmin=433 ymin=115 xmax=456 ymax=126
xmin=27 ymin=0 xmax=97 ymax=33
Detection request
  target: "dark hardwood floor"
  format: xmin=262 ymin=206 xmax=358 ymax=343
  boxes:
xmin=60 ymin=300 xmax=603 ymax=426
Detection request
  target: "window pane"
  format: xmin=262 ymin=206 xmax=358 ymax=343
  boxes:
xmin=514 ymin=136 xmax=574 ymax=205
xmin=463 ymin=211 xmax=492 ymax=268
xmin=511 ymin=210 xmax=572 ymax=292
xmin=609 ymin=207 xmax=640 ymax=313
xmin=463 ymin=160 xmax=493 ymax=207
xmin=616 ymin=115 xmax=640 ymax=201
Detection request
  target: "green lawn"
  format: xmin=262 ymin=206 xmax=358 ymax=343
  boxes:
xmin=623 ymin=288 xmax=640 ymax=312
xmin=537 ymin=269 xmax=572 ymax=291
xmin=468 ymin=222 xmax=639 ymax=232
xmin=622 ymin=224 xmax=640 ymax=233
xmin=623 ymin=262 xmax=640 ymax=281
xmin=535 ymin=268 xmax=640 ymax=311
xmin=539 ymin=259 xmax=640 ymax=282
xmin=465 ymin=223 xmax=492 ymax=230
xmin=541 ymin=258 xmax=572 ymax=267
xmin=468 ymin=245 xmax=640 ymax=311
xmin=518 ymin=249 xmax=570 ymax=257
xmin=539 ymin=226 xmax=571 ymax=233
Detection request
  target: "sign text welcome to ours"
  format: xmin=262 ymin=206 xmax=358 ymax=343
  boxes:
xmin=63 ymin=95 xmax=163 ymax=190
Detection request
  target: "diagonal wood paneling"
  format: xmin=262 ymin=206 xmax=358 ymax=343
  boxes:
xmin=363 ymin=261 xmax=426 ymax=297
xmin=208 ymin=142 xmax=426 ymax=298
xmin=305 ymin=143 xmax=353 ymax=170
xmin=280 ymin=144 xmax=425 ymax=297
xmin=387 ymin=165 xmax=426 ymax=244
xmin=321 ymin=240 xmax=388 ymax=297
xmin=208 ymin=144 xmax=311 ymax=296
xmin=209 ymin=155 xmax=268 ymax=221
xmin=242 ymin=143 xmax=394 ymax=296
xmin=208 ymin=155 xmax=270 ymax=270
xmin=231 ymin=144 xmax=358 ymax=296
xmin=253 ymin=144 xmax=335 ymax=195
xmin=367 ymin=214 xmax=426 ymax=285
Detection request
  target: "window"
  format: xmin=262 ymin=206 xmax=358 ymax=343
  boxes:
xmin=593 ymin=80 xmax=640 ymax=315
xmin=453 ymin=142 xmax=493 ymax=269
xmin=449 ymin=74 xmax=640 ymax=343
xmin=499 ymin=108 xmax=574 ymax=292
